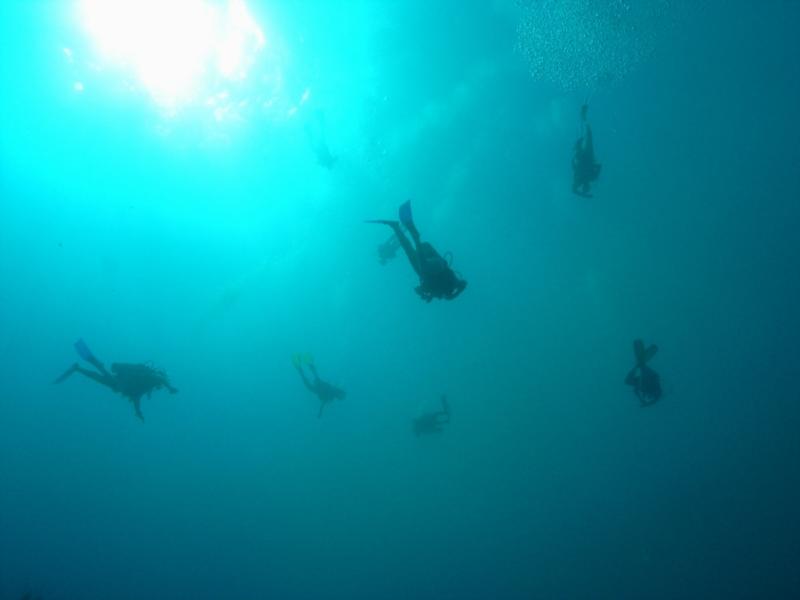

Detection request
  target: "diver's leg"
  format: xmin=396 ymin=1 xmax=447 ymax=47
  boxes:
xmin=392 ymin=225 xmax=421 ymax=276
xmin=308 ymin=364 xmax=321 ymax=381
xmin=73 ymin=365 xmax=115 ymax=390
xmin=53 ymin=363 xmax=79 ymax=384
xmin=82 ymin=354 xmax=110 ymax=376
xmin=404 ymin=220 xmax=421 ymax=246
xmin=296 ymin=366 xmax=316 ymax=394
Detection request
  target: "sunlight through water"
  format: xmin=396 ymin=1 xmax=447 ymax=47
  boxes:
xmin=74 ymin=0 xmax=288 ymax=121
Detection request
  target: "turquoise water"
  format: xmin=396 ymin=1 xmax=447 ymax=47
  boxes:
xmin=1 ymin=1 xmax=799 ymax=598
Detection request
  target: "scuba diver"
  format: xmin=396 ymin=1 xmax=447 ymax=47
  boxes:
xmin=412 ymin=395 xmax=451 ymax=436
xmin=292 ymin=353 xmax=346 ymax=418
xmin=305 ymin=110 xmax=337 ymax=169
xmin=53 ymin=338 xmax=178 ymax=421
xmin=625 ymin=339 xmax=662 ymax=407
xmin=572 ymin=102 xmax=602 ymax=197
xmin=377 ymin=233 xmax=401 ymax=266
xmin=367 ymin=200 xmax=467 ymax=302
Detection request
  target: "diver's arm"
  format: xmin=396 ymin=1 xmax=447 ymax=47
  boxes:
xmin=434 ymin=411 xmax=450 ymax=424
xmin=156 ymin=374 xmax=179 ymax=394
xmin=445 ymin=279 xmax=467 ymax=300
xmin=415 ymin=285 xmax=434 ymax=302
xmin=573 ymin=186 xmax=593 ymax=198
xmin=625 ymin=367 xmax=638 ymax=386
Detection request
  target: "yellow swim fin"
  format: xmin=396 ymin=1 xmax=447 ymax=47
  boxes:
xmin=292 ymin=353 xmax=314 ymax=368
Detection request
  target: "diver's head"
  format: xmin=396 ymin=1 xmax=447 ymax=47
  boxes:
xmin=335 ymin=388 xmax=347 ymax=401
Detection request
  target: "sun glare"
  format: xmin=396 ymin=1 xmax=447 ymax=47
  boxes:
xmin=77 ymin=0 xmax=269 ymax=111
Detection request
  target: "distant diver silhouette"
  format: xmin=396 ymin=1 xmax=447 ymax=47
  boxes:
xmin=625 ymin=339 xmax=662 ymax=406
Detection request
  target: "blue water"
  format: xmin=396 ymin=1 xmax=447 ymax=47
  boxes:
xmin=1 ymin=1 xmax=799 ymax=598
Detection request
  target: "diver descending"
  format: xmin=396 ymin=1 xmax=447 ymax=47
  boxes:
xmin=572 ymin=103 xmax=602 ymax=197
xmin=412 ymin=395 xmax=451 ymax=436
xmin=292 ymin=353 xmax=346 ymax=418
xmin=367 ymin=201 xmax=467 ymax=302
xmin=625 ymin=339 xmax=662 ymax=407
xmin=53 ymin=339 xmax=178 ymax=421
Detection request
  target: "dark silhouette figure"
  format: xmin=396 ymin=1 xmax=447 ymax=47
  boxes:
xmin=625 ymin=339 xmax=662 ymax=407
xmin=367 ymin=201 xmax=467 ymax=302
xmin=572 ymin=103 xmax=602 ymax=197
xmin=54 ymin=339 xmax=178 ymax=421
xmin=293 ymin=353 xmax=345 ymax=417
xmin=413 ymin=395 xmax=451 ymax=436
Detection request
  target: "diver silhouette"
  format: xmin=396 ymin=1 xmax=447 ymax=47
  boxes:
xmin=292 ymin=353 xmax=346 ymax=417
xmin=367 ymin=201 xmax=467 ymax=302
xmin=54 ymin=338 xmax=178 ymax=421
xmin=625 ymin=339 xmax=662 ymax=406
xmin=572 ymin=103 xmax=602 ymax=197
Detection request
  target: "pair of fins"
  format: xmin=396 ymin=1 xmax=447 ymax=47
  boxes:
xmin=291 ymin=352 xmax=314 ymax=369
xmin=53 ymin=338 xmax=98 ymax=384
xmin=365 ymin=200 xmax=415 ymax=230
xmin=633 ymin=339 xmax=658 ymax=367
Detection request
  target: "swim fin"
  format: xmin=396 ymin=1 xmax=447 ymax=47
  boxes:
xmin=74 ymin=338 xmax=95 ymax=362
xmin=293 ymin=352 xmax=314 ymax=367
xmin=643 ymin=344 xmax=658 ymax=364
xmin=53 ymin=363 xmax=78 ymax=384
xmin=399 ymin=200 xmax=414 ymax=229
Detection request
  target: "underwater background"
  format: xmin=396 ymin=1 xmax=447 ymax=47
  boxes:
xmin=1 ymin=1 xmax=799 ymax=598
